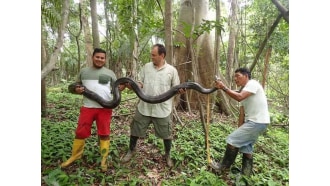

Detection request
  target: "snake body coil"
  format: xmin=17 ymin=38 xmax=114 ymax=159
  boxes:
xmin=68 ymin=77 xmax=218 ymax=109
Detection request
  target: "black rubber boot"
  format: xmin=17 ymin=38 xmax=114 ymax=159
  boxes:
xmin=241 ymin=153 xmax=253 ymax=176
xmin=210 ymin=144 xmax=239 ymax=173
xmin=122 ymin=136 xmax=138 ymax=163
xmin=164 ymin=139 xmax=173 ymax=167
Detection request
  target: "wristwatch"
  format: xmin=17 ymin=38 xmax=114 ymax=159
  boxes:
xmin=222 ymin=87 xmax=228 ymax=92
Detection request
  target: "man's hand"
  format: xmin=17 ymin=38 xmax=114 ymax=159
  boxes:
xmin=125 ymin=82 xmax=133 ymax=90
xmin=178 ymin=88 xmax=186 ymax=95
xmin=214 ymin=79 xmax=226 ymax=90
xmin=120 ymin=82 xmax=141 ymax=91
xmin=75 ymin=85 xmax=85 ymax=94
xmin=118 ymin=84 xmax=126 ymax=91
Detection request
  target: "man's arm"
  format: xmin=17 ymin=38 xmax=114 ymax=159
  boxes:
xmin=214 ymin=80 xmax=251 ymax=102
xmin=222 ymin=89 xmax=251 ymax=102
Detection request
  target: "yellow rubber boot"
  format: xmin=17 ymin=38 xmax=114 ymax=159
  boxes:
xmin=61 ymin=139 xmax=85 ymax=168
xmin=100 ymin=139 xmax=110 ymax=172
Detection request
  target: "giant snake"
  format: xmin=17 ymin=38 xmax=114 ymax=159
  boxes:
xmin=68 ymin=77 xmax=219 ymax=109
xmin=68 ymin=77 xmax=218 ymax=166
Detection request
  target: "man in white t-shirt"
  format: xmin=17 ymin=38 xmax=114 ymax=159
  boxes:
xmin=211 ymin=67 xmax=270 ymax=176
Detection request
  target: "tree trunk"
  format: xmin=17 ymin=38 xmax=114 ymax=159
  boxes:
xmin=41 ymin=28 xmax=48 ymax=117
xmin=41 ymin=0 xmax=69 ymax=80
xmin=174 ymin=0 xmax=216 ymax=113
xmin=213 ymin=0 xmax=231 ymax=116
xmin=165 ymin=0 xmax=173 ymax=65
xmin=75 ymin=35 xmax=81 ymax=75
xmin=127 ymin=0 xmax=138 ymax=79
xmin=262 ymin=47 xmax=272 ymax=88
xmin=104 ymin=0 xmax=112 ymax=68
xmin=271 ymin=0 xmax=289 ymax=23
xmin=90 ymin=0 xmax=100 ymax=48
xmin=81 ymin=0 xmax=93 ymax=67
xmin=218 ymin=0 xmax=240 ymax=117
xmin=226 ymin=0 xmax=238 ymax=87
xmin=71 ymin=2 xmax=83 ymax=76
xmin=214 ymin=0 xmax=221 ymax=74
xmin=174 ymin=0 xmax=196 ymax=110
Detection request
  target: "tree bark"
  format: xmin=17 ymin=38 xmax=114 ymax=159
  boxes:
xmin=67 ymin=2 xmax=82 ymax=76
xmin=174 ymin=0 xmax=216 ymax=110
xmin=214 ymin=0 xmax=221 ymax=74
xmin=213 ymin=0 xmax=233 ymax=116
xmin=41 ymin=0 xmax=69 ymax=80
xmin=81 ymin=0 xmax=93 ymax=67
xmin=165 ymin=0 xmax=173 ymax=65
xmin=226 ymin=0 xmax=238 ymax=87
xmin=104 ymin=0 xmax=112 ymax=68
xmin=41 ymin=28 xmax=48 ymax=117
xmin=271 ymin=0 xmax=289 ymax=23
xmin=127 ymin=0 xmax=138 ymax=79
xmin=262 ymin=47 xmax=272 ymax=88
xmin=90 ymin=0 xmax=100 ymax=48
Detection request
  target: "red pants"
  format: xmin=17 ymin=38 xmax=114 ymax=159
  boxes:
xmin=75 ymin=107 xmax=113 ymax=138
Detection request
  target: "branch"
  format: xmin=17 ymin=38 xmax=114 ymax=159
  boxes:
xmin=271 ymin=0 xmax=289 ymax=23
xmin=249 ymin=13 xmax=282 ymax=72
xmin=156 ymin=0 xmax=164 ymax=24
xmin=41 ymin=0 xmax=70 ymax=80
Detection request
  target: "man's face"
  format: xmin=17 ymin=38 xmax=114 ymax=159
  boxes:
xmin=234 ymin=72 xmax=248 ymax=86
xmin=150 ymin=47 xmax=163 ymax=65
xmin=92 ymin=52 xmax=106 ymax=68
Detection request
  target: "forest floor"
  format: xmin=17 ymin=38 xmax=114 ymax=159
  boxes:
xmin=41 ymin=88 xmax=289 ymax=186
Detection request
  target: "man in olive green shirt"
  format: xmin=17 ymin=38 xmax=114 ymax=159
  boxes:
xmin=122 ymin=44 xmax=185 ymax=167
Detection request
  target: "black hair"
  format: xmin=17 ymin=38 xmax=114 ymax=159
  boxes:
xmin=235 ymin=67 xmax=251 ymax=79
xmin=93 ymin=48 xmax=106 ymax=56
xmin=153 ymin=44 xmax=166 ymax=57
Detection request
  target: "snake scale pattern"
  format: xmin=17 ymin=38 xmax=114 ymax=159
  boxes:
xmin=68 ymin=77 xmax=218 ymax=109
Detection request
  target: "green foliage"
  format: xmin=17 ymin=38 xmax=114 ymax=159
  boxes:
xmin=41 ymin=0 xmax=62 ymax=29
xmin=42 ymin=86 xmax=289 ymax=185
xmin=42 ymin=1 xmax=289 ymax=119
xmin=270 ymin=111 xmax=288 ymax=125
xmin=229 ymin=0 xmax=289 ymax=117
xmin=184 ymin=166 xmax=227 ymax=185
xmin=180 ymin=18 xmax=226 ymax=41
xmin=194 ymin=19 xmax=226 ymax=38
xmin=42 ymin=168 xmax=69 ymax=186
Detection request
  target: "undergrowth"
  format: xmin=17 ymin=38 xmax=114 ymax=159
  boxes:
xmin=41 ymin=84 xmax=289 ymax=186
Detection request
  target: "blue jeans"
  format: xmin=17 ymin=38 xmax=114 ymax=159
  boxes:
xmin=226 ymin=120 xmax=268 ymax=154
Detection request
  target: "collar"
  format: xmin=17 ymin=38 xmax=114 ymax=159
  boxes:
xmin=154 ymin=60 xmax=167 ymax=70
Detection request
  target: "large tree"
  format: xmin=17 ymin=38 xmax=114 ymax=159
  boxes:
xmin=41 ymin=0 xmax=70 ymax=117
xmin=41 ymin=0 xmax=70 ymax=80
xmin=90 ymin=0 xmax=100 ymax=48
xmin=174 ymin=0 xmax=216 ymax=111
xmin=165 ymin=0 xmax=173 ymax=64
xmin=81 ymin=0 xmax=93 ymax=67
